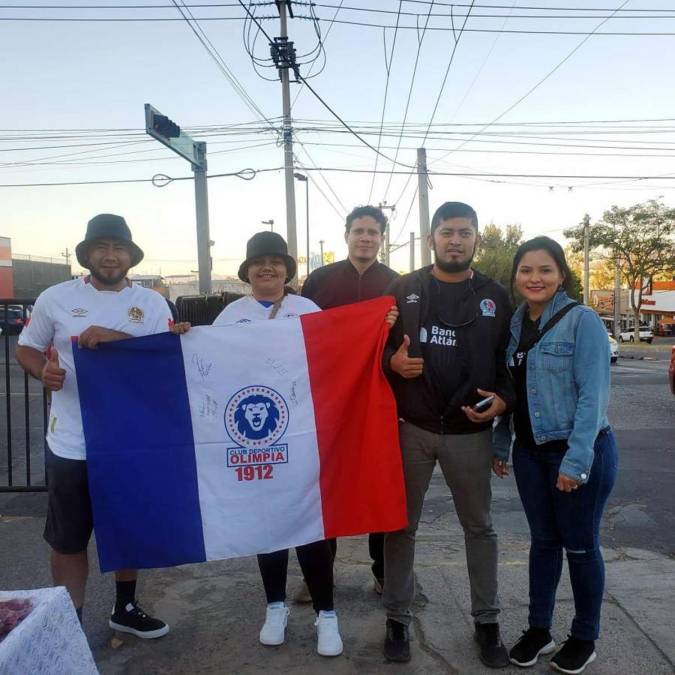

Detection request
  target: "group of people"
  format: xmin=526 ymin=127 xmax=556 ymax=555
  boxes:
xmin=15 ymin=201 xmax=617 ymax=674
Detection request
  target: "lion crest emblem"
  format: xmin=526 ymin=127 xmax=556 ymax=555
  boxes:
xmin=224 ymin=385 xmax=289 ymax=448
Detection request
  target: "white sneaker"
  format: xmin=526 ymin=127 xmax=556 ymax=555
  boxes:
xmin=315 ymin=610 xmax=343 ymax=657
xmin=259 ymin=603 xmax=289 ymax=646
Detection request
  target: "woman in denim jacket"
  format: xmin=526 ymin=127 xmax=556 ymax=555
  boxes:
xmin=493 ymin=237 xmax=618 ymax=674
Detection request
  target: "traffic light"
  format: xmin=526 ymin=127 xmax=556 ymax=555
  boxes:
xmin=152 ymin=113 xmax=180 ymax=139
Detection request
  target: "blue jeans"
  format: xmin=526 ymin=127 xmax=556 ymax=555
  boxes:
xmin=513 ymin=430 xmax=618 ymax=641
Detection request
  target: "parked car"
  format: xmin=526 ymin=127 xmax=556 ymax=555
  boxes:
xmin=669 ymin=346 xmax=675 ymax=396
xmin=0 ymin=306 xmax=25 ymax=335
xmin=619 ymin=325 xmax=653 ymax=343
xmin=608 ymin=334 xmax=619 ymax=364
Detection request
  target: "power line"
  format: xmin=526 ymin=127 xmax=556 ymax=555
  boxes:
xmin=5 ymin=166 xmax=675 ymax=189
xmin=388 ymin=0 xmax=476 ymax=223
xmin=3 ymin=2 xmax=672 ymax=12
xmin=367 ymin=0 xmax=403 ymax=203
xmin=170 ymin=0 xmax=278 ymax=134
xmin=236 ymin=0 xmax=418 ymax=171
xmin=432 ymin=0 xmax=633 ymax=166
xmin=381 ymin=0 xmax=438 ymax=203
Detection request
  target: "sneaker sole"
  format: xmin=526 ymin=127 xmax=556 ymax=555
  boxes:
xmin=259 ymin=635 xmax=286 ymax=646
xmin=550 ymin=650 xmax=597 ymax=675
xmin=510 ymin=640 xmax=556 ymax=667
xmin=109 ymin=619 xmax=169 ymax=639
xmin=318 ymin=644 xmax=343 ymax=657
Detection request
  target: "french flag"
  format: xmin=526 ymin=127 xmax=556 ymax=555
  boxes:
xmin=73 ymin=296 xmax=407 ymax=572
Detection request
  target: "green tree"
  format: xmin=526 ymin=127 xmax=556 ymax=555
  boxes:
xmin=564 ymin=200 xmax=675 ymax=342
xmin=475 ymin=223 xmax=523 ymax=288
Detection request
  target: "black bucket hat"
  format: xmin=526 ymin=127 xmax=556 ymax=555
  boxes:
xmin=75 ymin=214 xmax=144 ymax=268
xmin=238 ymin=231 xmax=296 ymax=283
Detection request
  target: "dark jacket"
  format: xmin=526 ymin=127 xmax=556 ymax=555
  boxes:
xmin=301 ymin=259 xmax=398 ymax=309
xmin=383 ymin=266 xmax=515 ymax=435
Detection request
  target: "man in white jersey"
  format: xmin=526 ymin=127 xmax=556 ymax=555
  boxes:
xmin=16 ymin=214 xmax=173 ymax=638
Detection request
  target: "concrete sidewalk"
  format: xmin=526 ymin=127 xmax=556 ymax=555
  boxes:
xmin=1 ymin=473 xmax=674 ymax=674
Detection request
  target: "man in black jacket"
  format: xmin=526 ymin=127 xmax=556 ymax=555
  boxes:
xmin=381 ymin=202 xmax=514 ymax=668
xmin=302 ymin=205 xmax=398 ymax=594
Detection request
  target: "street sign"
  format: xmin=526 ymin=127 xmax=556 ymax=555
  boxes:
xmin=144 ymin=103 xmax=204 ymax=169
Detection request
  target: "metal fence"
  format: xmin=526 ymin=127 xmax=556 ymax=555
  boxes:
xmin=1 ymin=299 xmax=48 ymax=492
xmin=0 ymin=293 xmax=245 ymax=492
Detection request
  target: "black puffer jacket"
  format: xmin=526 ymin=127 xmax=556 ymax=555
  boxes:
xmin=383 ymin=266 xmax=515 ymax=435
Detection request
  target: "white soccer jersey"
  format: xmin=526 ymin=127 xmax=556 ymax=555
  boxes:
xmin=212 ymin=294 xmax=320 ymax=326
xmin=18 ymin=277 xmax=173 ymax=460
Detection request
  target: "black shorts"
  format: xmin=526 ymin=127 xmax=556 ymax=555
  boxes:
xmin=43 ymin=445 xmax=93 ymax=554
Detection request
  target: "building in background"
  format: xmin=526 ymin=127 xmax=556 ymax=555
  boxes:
xmin=0 ymin=237 xmax=13 ymax=297
xmin=129 ymin=274 xmax=170 ymax=298
xmin=12 ymin=254 xmax=71 ymax=298
xmin=591 ymin=281 xmax=675 ymax=335
xmin=163 ymin=274 xmax=248 ymax=302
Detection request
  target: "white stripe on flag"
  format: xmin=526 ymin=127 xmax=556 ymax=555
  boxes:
xmin=180 ymin=321 xmax=325 ymax=559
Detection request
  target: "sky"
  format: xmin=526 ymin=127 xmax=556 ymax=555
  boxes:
xmin=2 ymin=1 xmax=675 ymax=278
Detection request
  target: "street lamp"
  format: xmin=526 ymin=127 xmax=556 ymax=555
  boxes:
xmin=261 ymin=219 xmax=274 ymax=232
xmin=293 ymin=172 xmax=309 ymax=277
xmin=319 ymin=240 xmax=325 ymax=268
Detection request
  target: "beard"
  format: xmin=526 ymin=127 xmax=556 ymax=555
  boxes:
xmin=89 ymin=266 xmax=128 ymax=287
xmin=433 ymin=244 xmax=475 ymax=273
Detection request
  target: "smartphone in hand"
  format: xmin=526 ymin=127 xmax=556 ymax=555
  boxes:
xmin=472 ymin=395 xmax=495 ymax=412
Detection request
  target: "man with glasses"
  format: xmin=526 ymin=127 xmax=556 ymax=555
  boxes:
xmin=380 ymin=202 xmax=514 ymax=668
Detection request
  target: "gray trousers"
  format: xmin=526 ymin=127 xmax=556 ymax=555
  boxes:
xmin=383 ymin=422 xmax=500 ymax=626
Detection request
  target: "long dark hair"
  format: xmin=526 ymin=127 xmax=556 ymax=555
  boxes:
xmin=511 ymin=236 xmax=572 ymax=295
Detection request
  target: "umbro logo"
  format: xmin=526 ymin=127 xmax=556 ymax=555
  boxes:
xmin=71 ymin=308 xmax=88 ymax=317
xmin=406 ymin=294 xmax=420 ymax=304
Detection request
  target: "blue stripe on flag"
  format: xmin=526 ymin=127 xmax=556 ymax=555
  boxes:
xmin=73 ymin=332 xmax=206 ymax=571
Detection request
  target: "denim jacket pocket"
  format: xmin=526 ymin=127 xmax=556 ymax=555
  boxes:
xmin=539 ymin=341 xmax=574 ymax=373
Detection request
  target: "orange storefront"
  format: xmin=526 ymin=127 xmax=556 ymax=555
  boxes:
xmin=0 ymin=237 xmax=13 ymax=298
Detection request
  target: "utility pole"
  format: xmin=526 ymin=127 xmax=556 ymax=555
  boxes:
xmin=614 ymin=256 xmax=622 ymax=339
xmin=61 ymin=248 xmax=70 ymax=267
xmin=582 ymin=214 xmax=590 ymax=305
xmin=378 ymin=201 xmax=396 ymax=267
xmin=319 ymin=239 xmax=325 ymax=267
xmin=409 ymin=232 xmax=415 ymax=272
xmin=271 ymin=1 xmax=298 ymax=282
xmin=417 ymin=147 xmax=431 ymax=267
xmin=193 ymin=142 xmax=212 ymax=295
xmin=294 ymin=173 xmax=309 ymax=277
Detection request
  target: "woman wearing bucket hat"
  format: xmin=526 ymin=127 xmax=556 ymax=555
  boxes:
xmin=213 ymin=231 xmax=318 ymax=324
xmin=213 ymin=232 xmax=342 ymax=657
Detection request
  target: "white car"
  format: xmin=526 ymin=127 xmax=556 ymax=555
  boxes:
xmin=608 ymin=334 xmax=619 ymax=364
xmin=619 ymin=326 xmax=653 ymax=343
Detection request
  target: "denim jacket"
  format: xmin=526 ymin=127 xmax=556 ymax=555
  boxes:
xmin=493 ymin=290 xmax=610 ymax=483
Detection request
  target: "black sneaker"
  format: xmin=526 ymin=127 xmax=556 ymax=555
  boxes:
xmin=550 ymin=636 xmax=596 ymax=674
xmin=474 ymin=622 xmax=509 ymax=668
xmin=383 ymin=619 xmax=410 ymax=663
xmin=509 ymin=626 xmax=556 ymax=667
xmin=109 ymin=601 xmax=170 ymax=639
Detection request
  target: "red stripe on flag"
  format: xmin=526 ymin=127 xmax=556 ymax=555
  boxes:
xmin=301 ymin=296 xmax=407 ymax=538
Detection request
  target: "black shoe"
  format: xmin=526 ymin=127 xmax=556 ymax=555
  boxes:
xmin=383 ymin=619 xmax=410 ymax=663
xmin=509 ymin=626 xmax=556 ymax=667
xmin=474 ymin=622 xmax=510 ymax=668
xmin=550 ymin=636 xmax=596 ymax=674
xmin=109 ymin=600 xmax=170 ymax=639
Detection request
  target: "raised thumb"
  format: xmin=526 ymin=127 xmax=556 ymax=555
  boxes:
xmin=399 ymin=334 xmax=411 ymax=354
xmin=48 ymin=348 xmax=59 ymax=366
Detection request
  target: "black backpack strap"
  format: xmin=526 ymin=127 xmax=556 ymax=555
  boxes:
xmin=522 ymin=301 xmax=580 ymax=351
